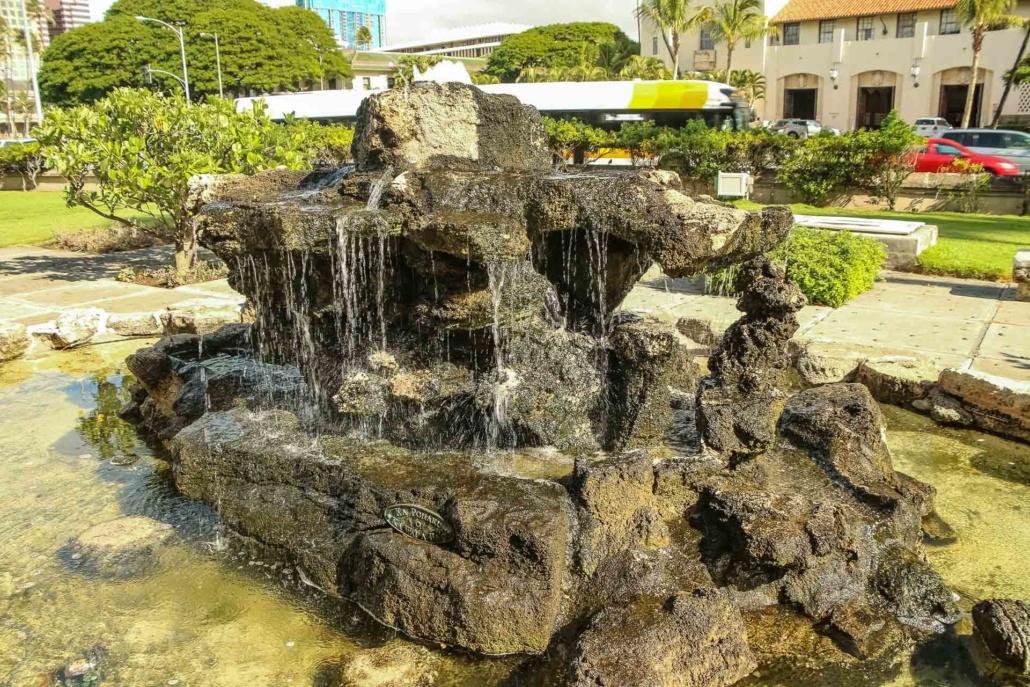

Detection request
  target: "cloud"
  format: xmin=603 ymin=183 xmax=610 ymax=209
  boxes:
xmin=384 ymin=0 xmax=639 ymax=43
xmin=90 ymin=0 xmax=641 ymax=43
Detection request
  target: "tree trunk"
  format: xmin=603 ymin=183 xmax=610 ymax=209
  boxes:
xmin=174 ymin=234 xmax=197 ymax=276
xmin=992 ymin=22 xmax=1030 ymax=128
xmin=726 ymin=44 xmax=734 ymax=79
xmin=961 ymin=32 xmax=983 ymax=128
xmin=672 ymin=31 xmax=681 ymax=79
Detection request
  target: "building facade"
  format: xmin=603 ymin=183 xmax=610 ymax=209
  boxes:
xmin=0 ymin=0 xmax=50 ymax=136
xmin=44 ymin=0 xmax=91 ymax=37
xmin=640 ymin=0 xmax=1030 ymax=129
xmin=295 ymin=0 xmax=386 ymax=49
xmin=378 ymin=23 xmax=531 ymax=58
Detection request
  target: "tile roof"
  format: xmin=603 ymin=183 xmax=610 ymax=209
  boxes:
xmin=770 ymin=0 xmax=958 ymax=24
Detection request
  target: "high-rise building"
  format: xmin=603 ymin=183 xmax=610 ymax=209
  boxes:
xmin=45 ymin=0 xmax=92 ymax=37
xmin=295 ymin=0 xmax=386 ymax=49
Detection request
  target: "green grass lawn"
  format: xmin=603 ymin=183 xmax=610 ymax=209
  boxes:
xmin=0 ymin=191 xmax=150 ymax=248
xmin=735 ymin=200 xmax=1030 ymax=281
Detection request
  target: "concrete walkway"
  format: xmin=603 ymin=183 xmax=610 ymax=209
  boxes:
xmin=0 ymin=245 xmax=239 ymax=326
xmin=3 ymin=245 xmax=1029 ymax=383
xmin=623 ymin=267 xmax=1030 ymax=383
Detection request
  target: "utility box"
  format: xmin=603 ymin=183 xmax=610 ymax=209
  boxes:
xmin=716 ymin=172 xmax=752 ymax=199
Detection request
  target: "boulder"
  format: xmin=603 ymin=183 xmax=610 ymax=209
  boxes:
xmin=162 ymin=298 xmax=244 ymax=335
xmin=776 ymin=384 xmax=896 ymax=495
xmin=173 ymin=408 xmax=573 ymax=656
xmin=854 ymin=356 xmax=940 ymax=406
xmin=567 ymin=591 xmax=757 ymax=687
xmin=408 ymin=211 xmax=530 ymax=262
xmin=65 ymin=516 xmax=173 ymax=578
xmin=972 ymin=598 xmax=1030 ymax=678
xmin=937 ymin=369 xmax=1030 ymax=443
xmin=0 ymin=319 xmax=29 ymax=362
xmin=352 ymin=81 xmax=551 ymax=172
xmin=874 ymin=546 xmax=960 ymax=633
xmin=107 ymin=311 xmax=164 ymax=337
xmin=41 ymin=308 xmax=106 ymax=349
xmin=336 ymin=641 xmax=438 ymax=687
xmin=1015 ymin=249 xmax=1030 ymax=302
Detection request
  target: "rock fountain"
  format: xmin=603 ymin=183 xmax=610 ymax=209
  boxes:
xmin=122 ymin=82 xmax=969 ymax=684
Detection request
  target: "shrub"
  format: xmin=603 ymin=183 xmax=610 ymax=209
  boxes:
xmin=0 ymin=142 xmax=46 ymax=190
xmin=290 ymin=120 xmax=356 ymax=166
xmin=776 ymin=131 xmax=876 ymax=204
xmin=772 ymin=227 xmax=886 ymax=307
xmin=866 ymin=111 xmax=919 ymax=210
xmin=51 ymin=224 xmax=164 ymax=253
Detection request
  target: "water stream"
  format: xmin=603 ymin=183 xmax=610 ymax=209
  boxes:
xmin=2 ymin=342 xmax=1029 ymax=685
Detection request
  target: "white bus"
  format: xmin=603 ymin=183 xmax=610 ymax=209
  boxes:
xmin=236 ymin=80 xmax=748 ymax=165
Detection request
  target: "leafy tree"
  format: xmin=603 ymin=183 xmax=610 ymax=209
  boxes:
xmin=485 ymin=22 xmax=637 ymax=81
xmin=704 ymin=0 xmax=776 ymax=75
xmin=355 ymin=25 xmax=373 ymax=50
xmin=956 ymin=0 xmax=1020 ymax=127
xmin=729 ymin=69 xmax=765 ymax=107
xmin=541 ymin=116 xmax=617 ymax=164
xmin=470 ymin=72 xmax=501 ymax=84
xmin=596 ymin=42 xmax=633 ymax=78
xmin=635 ymin=0 xmax=709 ymax=79
xmin=0 ymin=141 xmax=45 ymax=189
xmin=39 ymin=0 xmax=352 ymax=106
xmin=36 ymin=88 xmax=311 ymax=274
xmin=866 ymin=110 xmax=917 ymax=210
xmin=619 ymin=55 xmax=672 ymax=80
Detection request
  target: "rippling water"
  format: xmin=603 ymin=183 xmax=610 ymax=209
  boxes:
xmin=1 ymin=342 xmax=1028 ymax=686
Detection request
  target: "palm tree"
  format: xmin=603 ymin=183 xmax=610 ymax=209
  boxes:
xmin=516 ymin=67 xmax=551 ymax=83
xmin=956 ymin=0 xmax=1020 ymax=127
xmin=471 ymin=72 xmax=500 ymax=85
xmin=13 ymin=90 xmax=33 ymax=136
xmin=619 ymin=55 xmax=673 ymax=80
xmin=705 ymin=0 xmax=777 ymax=75
xmin=596 ymin=42 xmax=632 ymax=78
xmin=354 ymin=25 xmax=373 ymax=51
xmin=635 ymin=0 xmax=710 ymax=79
xmin=730 ymin=69 xmax=766 ymax=107
xmin=991 ymin=18 xmax=1030 ymax=127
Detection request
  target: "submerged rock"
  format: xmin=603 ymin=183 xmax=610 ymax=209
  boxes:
xmin=66 ymin=517 xmax=173 ymax=578
xmin=336 ymin=641 xmax=438 ymax=687
xmin=42 ymin=308 xmax=106 ymax=349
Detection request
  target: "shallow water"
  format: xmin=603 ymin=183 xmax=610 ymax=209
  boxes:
xmin=1 ymin=343 xmax=1029 ymax=686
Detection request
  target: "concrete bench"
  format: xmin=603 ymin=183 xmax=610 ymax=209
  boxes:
xmin=1016 ymin=250 xmax=1030 ymax=302
xmin=793 ymin=215 xmax=938 ymax=270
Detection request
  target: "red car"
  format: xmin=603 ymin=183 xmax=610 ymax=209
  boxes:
xmin=911 ymin=138 xmax=1021 ymax=176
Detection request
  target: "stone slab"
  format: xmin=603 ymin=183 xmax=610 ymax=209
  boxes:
xmin=803 ymin=307 xmax=984 ymax=357
xmin=854 ymin=225 xmax=937 ymax=270
xmin=11 ymin=281 xmax=149 ymax=308
xmin=846 ymin=274 xmax=1004 ymax=321
xmin=976 ymin=323 xmax=1030 ymax=367
xmin=993 ymin=300 xmax=1030 ymax=327
xmin=969 ymin=357 xmax=1030 ymax=383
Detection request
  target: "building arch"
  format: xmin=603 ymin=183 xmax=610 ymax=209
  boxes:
xmin=851 ymin=70 xmax=902 ymax=128
xmin=932 ymin=66 xmax=991 ymax=125
xmin=779 ymin=73 xmax=823 ymax=120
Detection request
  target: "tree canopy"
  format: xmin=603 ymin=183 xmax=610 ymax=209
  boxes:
xmin=485 ymin=22 xmax=639 ymax=81
xmin=39 ymin=0 xmax=352 ymax=106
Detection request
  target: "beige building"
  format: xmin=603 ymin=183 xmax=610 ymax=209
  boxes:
xmin=640 ymin=0 xmax=1030 ymax=129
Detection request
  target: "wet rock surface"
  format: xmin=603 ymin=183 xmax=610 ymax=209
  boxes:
xmin=64 ymin=517 xmax=173 ymax=579
xmin=334 ymin=641 xmax=439 ymax=687
xmin=973 ymin=598 xmax=1030 ymax=679
xmin=113 ymin=81 xmax=975 ymax=683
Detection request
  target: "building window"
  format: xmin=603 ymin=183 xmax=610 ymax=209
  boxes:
xmin=856 ymin=16 xmax=874 ymax=41
xmin=783 ymin=22 xmax=800 ymax=45
xmin=652 ymin=36 xmax=659 ymax=54
xmin=699 ymin=28 xmax=714 ymax=50
xmin=940 ymin=8 xmax=960 ymax=35
xmin=819 ymin=20 xmax=835 ymax=43
xmin=897 ymin=12 xmax=916 ymax=38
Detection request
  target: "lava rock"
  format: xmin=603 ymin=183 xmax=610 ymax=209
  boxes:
xmin=874 ymin=546 xmax=960 ymax=633
xmin=853 ymin=356 xmax=940 ymax=406
xmin=0 ymin=318 xmax=29 ymax=362
xmin=567 ymin=590 xmax=757 ymax=687
xmin=408 ymin=211 xmax=531 ymax=262
xmin=65 ymin=517 xmax=173 ymax=578
xmin=972 ymin=598 xmax=1030 ymax=679
xmin=352 ymin=81 xmax=551 ymax=173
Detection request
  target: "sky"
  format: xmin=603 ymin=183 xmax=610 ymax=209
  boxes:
xmin=89 ymin=0 xmax=641 ymax=44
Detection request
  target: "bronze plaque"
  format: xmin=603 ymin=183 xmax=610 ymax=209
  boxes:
xmin=384 ymin=504 xmax=455 ymax=544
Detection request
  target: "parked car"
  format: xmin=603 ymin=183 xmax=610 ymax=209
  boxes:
xmin=910 ymin=138 xmax=1020 ymax=176
xmin=938 ymin=129 xmax=1030 ymax=173
xmin=770 ymin=119 xmax=839 ymax=138
xmin=913 ymin=118 xmax=952 ymax=137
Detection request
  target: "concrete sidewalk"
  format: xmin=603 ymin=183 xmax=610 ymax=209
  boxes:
xmin=623 ymin=267 xmax=1030 ymax=383
xmin=0 ymin=245 xmax=239 ymax=326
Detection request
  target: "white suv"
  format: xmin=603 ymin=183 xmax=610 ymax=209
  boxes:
xmin=913 ymin=118 xmax=951 ymax=137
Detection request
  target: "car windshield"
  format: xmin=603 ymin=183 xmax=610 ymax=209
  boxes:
xmin=1002 ymin=132 xmax=1030 ymax=149
xmin=915 ymin=119 xmax=933 ymax=125
xmin=773 ymin=120 xmax=788 ymax=126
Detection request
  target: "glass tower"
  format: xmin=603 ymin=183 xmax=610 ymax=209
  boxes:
xmin=295 ymin=0 xmax=386 ymax=49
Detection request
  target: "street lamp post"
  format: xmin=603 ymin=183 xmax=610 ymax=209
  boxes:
xmin=136 ymin=15 xmax=190 ymax=104
xmin=200 ymin=32 xmax=223 ymax=98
